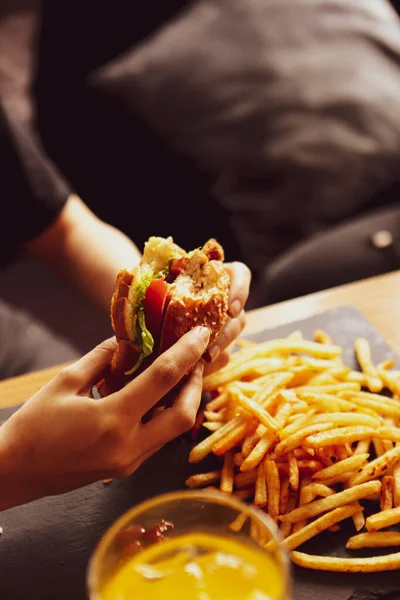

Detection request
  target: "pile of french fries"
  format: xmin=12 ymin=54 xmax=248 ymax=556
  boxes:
xmin=186 ymin=330 xmax=400 ymax=572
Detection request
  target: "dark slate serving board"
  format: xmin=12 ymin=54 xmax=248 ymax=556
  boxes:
xmin=0 ymin=305 xmax=399 ymax=600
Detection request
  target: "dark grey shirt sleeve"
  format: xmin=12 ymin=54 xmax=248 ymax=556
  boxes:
xmin=0 ymin=101 xmax=72 ymax=262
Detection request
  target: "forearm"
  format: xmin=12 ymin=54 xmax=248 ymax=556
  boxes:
xmin=26 ymin=195 xmax=141 ymax=312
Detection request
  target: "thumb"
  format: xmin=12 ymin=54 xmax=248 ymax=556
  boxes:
xmin=59 ymin=337 xmax=117 ymax=394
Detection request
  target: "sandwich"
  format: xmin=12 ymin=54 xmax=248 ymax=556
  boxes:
xmin=97 ymin=236 xmax=230 ymax=396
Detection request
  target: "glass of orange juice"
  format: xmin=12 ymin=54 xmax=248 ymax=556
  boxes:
xmin=87 ymin=489 xmax=291 ymax=600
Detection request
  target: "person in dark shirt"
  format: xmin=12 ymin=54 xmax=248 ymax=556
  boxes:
xmin=0 ymin=98 xmax=251 ymax=509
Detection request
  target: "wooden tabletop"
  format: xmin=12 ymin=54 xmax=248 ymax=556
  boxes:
xmin=1 ymin=270 xmax=400 ymax=409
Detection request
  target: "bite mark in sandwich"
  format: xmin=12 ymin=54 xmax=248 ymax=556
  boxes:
xmin=97 ymin=236 xmax=230 ymax=396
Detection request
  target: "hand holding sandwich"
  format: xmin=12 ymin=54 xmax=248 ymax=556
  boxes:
xmin=0 ymin=253 xmax=250 ymax=510
xmin=0 ymin=328 xmax=210 ymax=510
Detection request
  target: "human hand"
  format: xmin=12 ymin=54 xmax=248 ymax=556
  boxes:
xmin=203 ymin=261 xmax=251 ymax=375
xmin=0 ymin=327 xmax=211 ymax=510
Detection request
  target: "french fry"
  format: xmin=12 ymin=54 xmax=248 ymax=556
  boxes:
xmin=305 ymin=426 xmax=376 ymax=448
xmin=254 ymin=461 xmax=267 ymax=507
xmin=204 ymin=410 xmax=226 ymax=422
xmin=350 ymin=446 xmax=400 ymax=487
xmin=351 ymin=502 xmax=366 ymax=532
xmin=205 ymin=391 xmax=229 ymax=412
xmin=275 ymin=422 xmax=334 ymax=457
xmin=212 ymin=418 xmax=258 ymax=456
xmin=279 ymin=489 xmax=298 ymax=539
xmin=265 ymin=459 xmax=280 ymax=522
xmin=203 ymin=357 xmax=289 ymax=392
xmin=366 ymin=506 xmax=400 ymax=532
xmin=354 ymin=438 xmax=371 ymax=456
xmin=306 ymin=373 xmax=338 ymax=386
xmin=315 ymin=447 xmax=334 ymax=468
xmin=340 ymin=392 xmax=400 ymax=418
xmin=301 ymin=483 xmax=335 ymax=501
xmin=185 ymin=470 xmax=221 ymax=488
xmin=378 ymin=367 xmax=400 ymax=396
xmin=274 ymin=401 xmax=293 ymax=429
xmin=250 ymin=519 xmax=260 ymax=543
xmin=203 ymin=422 xmax=223 ymax=432
xmin=344 ymin=443 xmax=353 ymax=457
xmin=291 ymin=550 xmax=400 ymax=572
xmin=233 ymin=488 xmax=254 ymax=501
xmin=374 ymin=426 xmax=400 ymax=444
xmin=377 ymin=358 xmax=396 ymax=371
xmin=298 ymin=383 xmax=360 ymax=394
xmin=290 ymin=401 xmax=310 ymax=414
xmin=253 ymin=373 xmax=294 ymax=409
xmin=229 ymin=512 xmax=248 ymax=532
xmin=293 ymin=448 xmax=316 ymax=460
xmin=394 ymin=463 xmax=400 ymax=507
xmin=335 ymin=444 xmax=351 ymax=461
xmin=228 ymin=338 xmax=342 ymax=361
xmin=234 ymin=470 xmax=257 ymax=489
xmin=355 ymin=337 xmax=383 ymax=392
xmin=189 ymin=417 xmax=241 ymax=462
xmin=234 ymin=388 xmax=279 ymax=432
xmin=286 ymin=330 xmax=304 ymax=342
xmin=220 ymin=451 xmax=235 ymax=494
xmin=240 ymin=430 xmax=276 ymax=472
xmin=373 ymin=438 xmax=386 ymax=457
xmin=296 ymin=460 xmax=324 ymax=474
xmin=380 ymin=476 xmax=394 ymax=512
xmin=285 ymin=505 xmax=362 ymax=551
xmin=311 ymin=454 xmax=369 ymax=481
xmin=346 ymin=531 xmax=400 ymax=550
xmin=280 ymin=481 xmax=381 ymax=524
xmin=382 ymin=438 xmax=394 ymax=453
xmin=292 ymin=477 xmax=312 ymax=534
xmin=314 ymin=330 xmax=334 ymax=345
xmin=279 ymin=411 xmax=315 ymax=439
xmin=233 ymin=452 xmax=244 ymax=467
xmin=310 ymin=412 xmax=381 ymax=429
xmin=345 ymin=371 xmax=367 ymax=385
xmin=279 ymin=476 xmax=290 ymax=516
xmin=289 ymin=452 xmax=299 ymax=492
xmin=232 ymin=381 xmax=262 ymax=396
xmin=241 ymin=430 xmax=262 ymax=458
xmin=235 ymin=338 xmax=257 ymax=349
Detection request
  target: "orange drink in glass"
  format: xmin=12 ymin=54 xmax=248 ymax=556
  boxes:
xmin=87 ymin=489 xmax=291 ymax=600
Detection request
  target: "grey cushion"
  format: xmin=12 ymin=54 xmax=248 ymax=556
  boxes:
xmin=94 ymin=0 xmax=400 ymax=274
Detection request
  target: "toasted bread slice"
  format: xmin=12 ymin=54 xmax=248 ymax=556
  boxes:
xmin=159 ymin=246 xmax=230 ymax=353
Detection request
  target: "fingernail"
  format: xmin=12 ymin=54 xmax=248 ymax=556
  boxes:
xmin=194 ymin=361 xmax=204 ymax=376
xmin=197 ymin=326 xmax=211 ymax=344
xmin=229 ymin=299 xmax=242 ymax=318
xmin=207 ymin=345 xmax=220 ymax=362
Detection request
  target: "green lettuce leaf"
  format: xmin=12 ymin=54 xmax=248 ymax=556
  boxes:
xmin=124 ymin=271 xmax=156 ymax=375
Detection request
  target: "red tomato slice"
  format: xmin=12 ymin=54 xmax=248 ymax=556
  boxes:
xmin=143 ymin=277 xmax=169 ymax=342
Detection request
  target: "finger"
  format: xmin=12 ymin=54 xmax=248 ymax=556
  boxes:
xmin=204 ymin=310 xmax=246 ymax=363
xmin=225 ymin=262 xmax=252 ymax=318
xmin=139 ymin=361 xmax=204 ymax=450
xmin=204 ymin=349 xmax=231 ymax=376
xmin=115 ymin=327 xmax=210 ymax=416
xmin=55 ymin=337 xmax=117 ymax=393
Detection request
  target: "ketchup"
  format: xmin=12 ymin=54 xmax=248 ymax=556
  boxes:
xmin=115 ymin=519 xmax=175 ymax=561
